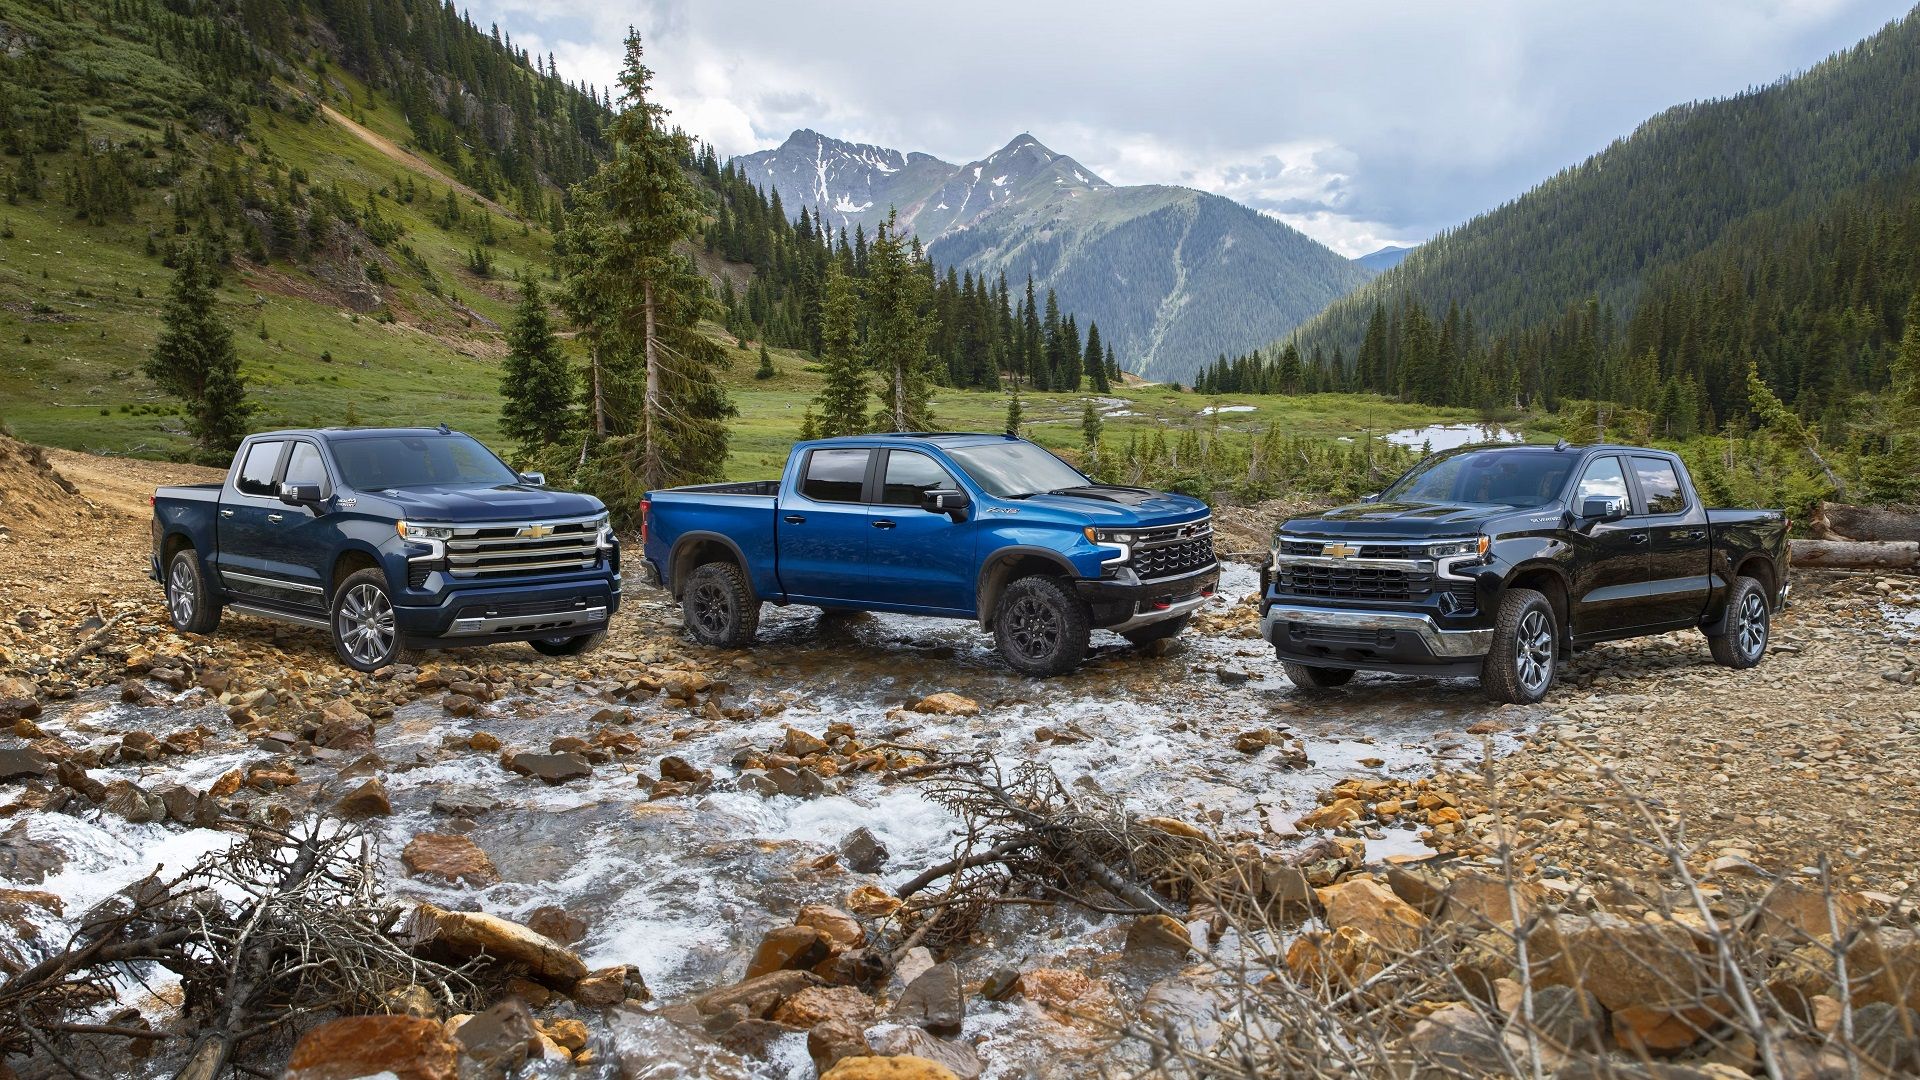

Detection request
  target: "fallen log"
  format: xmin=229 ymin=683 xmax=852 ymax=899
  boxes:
xmin=1789 ymin=538 xmax=1920 ymax=570
xmin=1812 ymin=502 xmax=1920 ymax=543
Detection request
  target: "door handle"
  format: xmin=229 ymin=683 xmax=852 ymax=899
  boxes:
xmin=219 ymin=508 xmax=234 ymax=518
xmin=1630 ymin=533 xmax=1649 ymax=545
xmin=783 ymin=515 xmax=806 ymax=524
xmin=267 ymin=513 xmax=284 ymax=523
xmin=1687 ymin=530 xmax=1706 ymax=541
xmin=871 ymin=519 xmax=896 ymax=530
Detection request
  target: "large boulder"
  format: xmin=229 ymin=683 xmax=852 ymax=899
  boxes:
xmin=413 ymin=904 xmax=587 ymax=984
xmin=867 ymin=1026 xmax=984 ymax=1079
xmin=773 ymin=985 xmax=875 ymax=1029
xmin=892 ymin=962 xmax=965 ymax=1035
xmin=1530 ymin=911 xmax=1714 ymax=1011
xmin=746 ymin=925 xmax=829 ymax=979
xmin=401 ymin=834 xmax=499 ymax=886
xmin=503 ymin=751 xmax=592 ymax=784
xmin=283 ymin=1014 xmax=458 ymax=1080
xmin=1317 ymin=877 xmax=1429 ymax=951
xmin=693 ymin=969 xmax=823 ymax=1019
xmin=822 ymin=1057 xmax=960 ymax=1080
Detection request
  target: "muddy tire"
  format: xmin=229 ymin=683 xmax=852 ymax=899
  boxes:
xmin=1122 ymin=614 xmax=1190 ymax=647
xmin=330 ymin=568 xmax=416 ymax=673
xmin=994 ymin=575 xmax=1091 ymax=676
xmin=1481 ymin=587 xmax=1557 ymax=704
xmin=1707 ymin=575 xmax=1770 ymax=669
xmin=682 ymin=561 xmax=759 ymax=648
xmin=1282 ymin=662 xmax=1354 ymax=690
xmin=164 ymin=549 xmax=221 ymax=635
xmin=530 ymin=631 xmax=606 ymax=658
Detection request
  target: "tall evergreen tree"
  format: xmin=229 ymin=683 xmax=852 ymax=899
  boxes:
xmin=1084 ymin=321 xmax=1109 ymax=392
xmin=145 ymin=247 xmax=251 ymax=457
xmin=811 ymin=261 xmax=868 ymax=436
xmin=499 ymin=278 xmax=576 ymax=458
xmin=865 ymin=215 xmax=933 ymax=431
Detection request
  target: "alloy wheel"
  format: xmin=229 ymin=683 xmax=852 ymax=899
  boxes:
xmin=167 ymin=559 xmax=195 ymax=626
xmin=1738 ymin=590 xmax=1768 ymax=661
xmin=691 ymin=581 xmax=732 ymax=635
xmin=1515 ymin=607 xmax=1554 ymax=696
xmin=1006 ymin=596 xmax=1061 ymax=660
xmin=337 ymin=583 xmax=396 ymax=666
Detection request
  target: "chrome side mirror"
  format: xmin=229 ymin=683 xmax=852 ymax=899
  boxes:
xmin=519 ymin=471 xmax=546 ymax=487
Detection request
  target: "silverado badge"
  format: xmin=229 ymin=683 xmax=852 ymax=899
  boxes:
xmin=1321 ymin=543 xmax=1360 ymax=559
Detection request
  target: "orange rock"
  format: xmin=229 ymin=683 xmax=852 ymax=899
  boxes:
xmin=746 ymin=925 xmax=829 ymax=979
xmin=401 ymin=834 xmax=499 ymax=886
xmin=1295 ymin=798 xmax=1364 ymax=831
xmin=820 ymin=1057 xmax=958 ymax=1080
xmin=796 ymin=904 xmax=865 ymax=948
xmin=1610 ymin=1003 xmax=1720 ymax=1052
xmin=284 ymin=1014 xmax=458 ymax=1080
xmin=1316 ymin=878 xmax=1429 ymax=952
xmin=773 ymin=985 xmax=876 ymax=1028
xmin=847 ymin=884 xmax=901 ymax=917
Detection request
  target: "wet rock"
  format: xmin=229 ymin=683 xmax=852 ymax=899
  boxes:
xmin=443 ymin=693 xmax=480 ymax=717
xmin=892 ymin=961 xmax=964 ymax=1035
xmin=153 ymin=784 xmax=199 ymax=823
xmin=693 ymin=969 xmax=823 ymax=1019
xmin=911 ymin=692 xmax=979 ymax=716
xmin=540 ymin=1017 xmax=590 ymax=1053
xmin=796 ymin=904 xmax=864 ymax=948
xmin=714 ymin=1016 xmax=801 ymax=1059
xmin=808 ymin=1016 xmax=873 ymax=1072
xmin=401 ymin=833 xmax=500 ymax=886
xmin=451 ymin=997 xmax=539 ymax=1075
xmin=313 ymin=699 xmax=375 ymax=750
xmin=467 ymin=731 xmax=502 ymax=752
xmin=526 ymin=904 xmax=588 ymax=945
xmin=0 ymin=677 xmax=41 ymax=723
xmin=737 ymin=769 xmax=781 ymax=798
xmin=847 ymin=885 xmax=902 ymax=918
xmin=1285 ymin=926 xmax=1388 ymax=988
xmin=0 ymin=748 xmax=50 ymax=782
xmin=573 ymin=964 xmax=647 ymax=1007
xmin=839 ymin=827 xmax=889 ymax=873
xmin=51 ymin=760 xmax=102 ymax=803
xmin=415 ymin=904 xmax=588 ymax=984
xmin=1124 ymin=914 xmax=1193 ymax=959
xmin=284 ymin=1014 xmax=459 ymax=1080
xmin=659 ymin=671 xmax=712 ymax=700
xmin=821 ymin=1055 xmax=961 ymax=1079
xmin=1295 ymin=797 xmax=1364 ymax=830
xmin=503 ymin=751 xmax=592 ymax=784
xmin=659 ymin=754 xmax=710 ymax=783
xmin=747 ymin=925 xmax=830 ymax=979
xmin=773 ymin=985 xmax=875 ymax=1029
xmin=430 ymin=789 xmax=497 ymax=817
xmin=1217 ymin=667 xmax=1251 ymax=687
xmin=0 ymin=888 xmax=63 ymax=975
xmin=889 ymin=947 xmax=936 ymax=997
xmin=867 ymin=1026 xmax=983 ymax=1079
xmin=332 ymin=777 xmax=391 ymax=818
xmin=763 ymin=765 xmax=829 ymax=798
xmin=783 ymin=726 xmax=829 ymax=757
xmin=1317 ymin=877 xmax=1429 ymax=952
xmin=103 ymin=779 xmax=162 ymax=823
xmin=979 ymin=967 xmax=1020 ymax=1002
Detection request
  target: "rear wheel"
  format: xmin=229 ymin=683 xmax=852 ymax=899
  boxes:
xmin=1122 ymin=614 xmax=1190 ymax=647
xmin=164 ymin=549 xmax=221 ymax=635
xmin=1481 ymin=587 xmax=1557 ymax=704
xmin=1282 ymin=662 xmax=1355 ymax=690
xmin=530 ymin=631 xmax=606 ymax=658
xmin=682 ymin=561 xmax=759 ymax=648
xmin=331 ymin=568 xmax=415 ymax=672
xmin=994 ymin=576 xmax=1091 ymax=676
xmin=1707 ymin=575 xmax=1770 ymax=669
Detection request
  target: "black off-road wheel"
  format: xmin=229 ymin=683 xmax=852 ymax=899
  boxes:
xmin=682 ymin=561 xmax=759 ymax=648
xmin=164 ymin=549 xmax=222 ymax=635
xmin=1282 ymin=662 xmax=1355 ymax=690
xmin=1122 ymin=614 xmax=1191 ymax=648
xmin=1481 ymin=587 xmax=1557 ymax=705
xmin=994 ymin=575 xmax=1092 ymax=676
xmin=331 ymin=567 xmax=416 ymax=673
xmin=1707 ymin=575 xmax=1770 ymax=670
xmin=530 ymin=631 xmax=607 ymax=658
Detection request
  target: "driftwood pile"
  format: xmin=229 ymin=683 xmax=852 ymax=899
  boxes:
xmin=1792 ymin=502 xmax=1920 ymax=570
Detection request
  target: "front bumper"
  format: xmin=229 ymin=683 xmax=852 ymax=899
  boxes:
xmin=1075 ymin=564 xmax=1219 ymax=632
xmin=395 ymin=574 xmax=620 ymax=648
xmin=1260 ymin=602 xmax=1493 ymax=676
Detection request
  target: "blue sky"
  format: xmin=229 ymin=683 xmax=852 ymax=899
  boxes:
xmin=465 ymin=0 xmax=1912 ymax=256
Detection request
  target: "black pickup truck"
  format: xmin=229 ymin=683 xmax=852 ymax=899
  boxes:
xmin=1260 ymin=442 xmax=1790 ymax=703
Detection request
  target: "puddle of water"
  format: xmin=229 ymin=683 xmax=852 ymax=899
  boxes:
xmin=1198 ymin=404 xmax=1256 ymax=416
xmin=1384 ymin=423 xmax=1521 ymax=451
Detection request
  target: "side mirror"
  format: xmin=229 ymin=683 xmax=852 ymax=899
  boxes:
xmin=519 ymin=471 xmax=546 ymax=487
xmin=1360 ymin=492 xmax=1381 ymax=504
xmin=1581 ymin=496 xmax=1626 ymax=522
xmin=280 ymin=482 xmax=325 ymax=511
xmin=923 ymin=489 xmax=970 ymax=518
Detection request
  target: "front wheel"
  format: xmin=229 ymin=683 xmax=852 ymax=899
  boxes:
xmin=994 ymin=576 xmax=1091 ymax=676
xmin=682 ymin=561 xmax=759 ymax=648
xmin=530 ymin=631 xmax=606 ymax=658
xmin=164 ymin=549 xmax=222 ymax=635
xmin=1481 ymin=587 xmax=1557 ymax=704
xmin=1122 ymin=614 xmax=1190 ymax=648
xmin=1282 ymin=662 xmax=1354 ymax=690
xmin=1707 ymin=576 xmax=1770 ymax=669
xmin=331 ymin=568 xmax=415 ymax=672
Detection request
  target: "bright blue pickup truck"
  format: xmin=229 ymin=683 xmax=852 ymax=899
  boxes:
xmin=151 ymin=426 xmax=621 ymax=671
xmin=638 ymin=433 xmax=1219 ymax=674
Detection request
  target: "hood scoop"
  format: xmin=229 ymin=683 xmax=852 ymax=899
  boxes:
xmin=1042 ymin=485 xmax=1161 ymax=506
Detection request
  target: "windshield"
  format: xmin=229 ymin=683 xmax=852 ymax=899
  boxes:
xmin=946 ymin=441 xmax=1088 ymax=499
xmin=1381 ymin=448 xmax=1576 ymax=509
xmin=331 ymin=434 xmax=519 ymax=491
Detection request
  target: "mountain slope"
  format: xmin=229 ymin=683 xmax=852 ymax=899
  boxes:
xmin=1354 ymin=245 xmax=1413 ymax=271
xmin=1292 ymin=8 xmax=1920 ymax=363
xmin=734 ymin=130 xmax=1371 ymax=383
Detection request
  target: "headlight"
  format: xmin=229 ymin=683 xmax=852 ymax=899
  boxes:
xmin=1428 ymin=536 xmax=1491 ymax=559
xmin=1083 ymin=527 xmax=1137 ymax=544
xmin=397 ymin=521 xmax=457 ymax=541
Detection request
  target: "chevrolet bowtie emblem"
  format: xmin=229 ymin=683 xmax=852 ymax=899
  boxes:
xmin=1321 ymin=543 xmax=1360 ymax=559
xmin=521 ymin=524 xmax=553 ymax=539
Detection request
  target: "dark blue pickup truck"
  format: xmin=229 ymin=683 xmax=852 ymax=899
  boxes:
xmin=151 ymin=427 xmax=621 ymax=671
xmin=639 ymin=433 xmax=1218 ymax=674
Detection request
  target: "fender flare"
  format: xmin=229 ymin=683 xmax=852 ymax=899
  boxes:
xmin=668 ymin=531 xmax=755 ymax=601
xmin=974 ymin=545 xmax=1081 ymax=628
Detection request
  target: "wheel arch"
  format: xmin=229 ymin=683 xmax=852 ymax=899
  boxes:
xmin=669 ymin=532 xmax=753 ymax=602
xmin=330 ymin=546 xmax=384 ymax=600
xmin=975 ymin=546 xmax=1079 ymax=629
xmin=1505 ymin=563 xmax=1571 ymax=649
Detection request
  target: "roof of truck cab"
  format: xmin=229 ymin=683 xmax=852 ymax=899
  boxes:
xmin=243 ymin=427 xmax=471 ymax=441
xmin=805 ymin=432 xmax=1018 ymax=448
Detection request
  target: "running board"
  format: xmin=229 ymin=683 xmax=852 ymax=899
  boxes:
xmin=227 ymin=602 xmax=330 ymax=630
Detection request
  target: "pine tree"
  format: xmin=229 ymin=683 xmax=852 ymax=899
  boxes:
xmin=1084 ymin=321 xmax=1109 ymax=392
xmin=865 ymin=214 xmax=933 ymax=431
xmin=811 ymin=261 xmax=868 ymax=436
xmin=754 ymin=342 xmax=775 ymax=380
xmin=499 ymin=278 xmax=576 ymax=458
xmin=1004 ymin=388 xmax=1023 ymax=436
xmin=144 ymin=246 xmax=252 ymax=458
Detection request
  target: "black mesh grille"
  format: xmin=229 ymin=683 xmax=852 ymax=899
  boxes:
xmin=408 ymin=564 xmax=432 ymax=588
xmin=1132 ymin=537 xmax=1216 ymax=580
xmin=1275 ymin=564 xmax=1431 ymax=603
xmin=1289 ymin=624 xmax=1393 ymax=646
xmin=454 ymin=595 xmax=594 ymax=620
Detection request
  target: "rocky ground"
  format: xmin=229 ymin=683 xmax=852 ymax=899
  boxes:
xmin=1 ymin=438 xmax=1917 ymax=1078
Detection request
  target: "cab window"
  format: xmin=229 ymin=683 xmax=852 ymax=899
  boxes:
xmin=800 ymin=449 xmax=869 ymax=503
xmin=283 ymin=442 xmax=328 ymax=490
xmin=234 ymin=440 xmax=285 ymax=497
xmin=1631 ymin=457 xmax=1687 ymax=515
xmin=1573 ymin=456 xmax=1629 ymax=507
xmin=879 ymin=451 xmax=955 ymax=506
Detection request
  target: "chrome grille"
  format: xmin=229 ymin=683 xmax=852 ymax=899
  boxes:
xmin=1279 ymin=539 xmax=1428 ymax=560
xmin=445 ymin=519 xmax=599 ymax=578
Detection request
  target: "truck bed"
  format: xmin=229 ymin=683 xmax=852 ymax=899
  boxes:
xmin=644 ymin=485 xmax=781 ymax=599
xmin=660 ymin=480 xmax=780 ymax=497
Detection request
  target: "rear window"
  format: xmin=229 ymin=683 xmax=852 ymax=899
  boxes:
xmin=801 ymin=449 xmax=869 ymax=503
xmin=1632 ymin=457 xmax=1687 ymax=515
xmin=234 ymin=440 xmax=284 ymax=497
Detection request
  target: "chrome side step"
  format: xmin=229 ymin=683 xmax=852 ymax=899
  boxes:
xmin=228 ymin=602 xmax=330 ymax=630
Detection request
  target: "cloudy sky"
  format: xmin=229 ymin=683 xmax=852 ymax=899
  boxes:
xmin=468 ymin=0 xmax=1910 ymax=256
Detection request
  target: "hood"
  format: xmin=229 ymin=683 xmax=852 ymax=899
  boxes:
xmin=371 ymin=484 xmax=604 ymax=523
xmin=1017 ymin=485 xmax=1211 ymax=527
xmin=1281 ymin=500 xmax=1514 ymax=538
